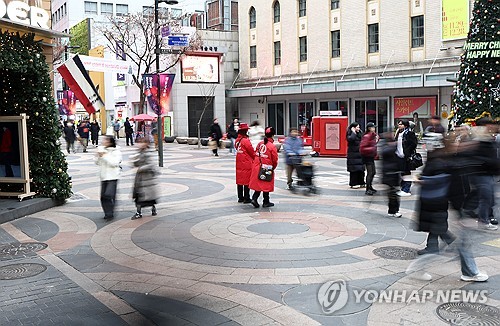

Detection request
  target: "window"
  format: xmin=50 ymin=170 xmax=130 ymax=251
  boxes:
xmin=331 ymin=30 xmax=340 ymax=58
xmin=299 ymin=36 xmax=307 ymax=62
xmin=84 ymin=1 xmax=97 ymax=14
xmin=101 ymin=3 xmax=113 ymax=15
xmin=411 ymin=15 xmax=424 ymax=48
xmin=319 ymin=100 xmax=348 ymax=116
xmin=368 ymin=23 xmax=379 ymax=53
xmin=274 ymin=41 xmax=281 ymax=65
xmin=116 ymin=4 xmax=128 ymax=16
xmin=268 ymin=103 xmax=285 ymax=136
xmin=250 ymin=46 xmax=257 ymax=68
xmin=299 ymin=0 xmax=306 ymax=17
xmin=143 ymin=6 xmax=154 ymax=15
xmin=331 ymin=0 xmax=339 ymax=10
xmin=249 ymin=7 xmax=256 ymax=29
xmin=273 ymin=1 xmax=280 ymax=23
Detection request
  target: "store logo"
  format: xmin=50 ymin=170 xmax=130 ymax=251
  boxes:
xmin=0 ymin=0 xmax=50 ymax=29
xmin=317 ymin=280 xmax=348 ymax=314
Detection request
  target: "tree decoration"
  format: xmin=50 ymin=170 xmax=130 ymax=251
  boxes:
xmin=0 ymin=31 xmax=71 ymax=199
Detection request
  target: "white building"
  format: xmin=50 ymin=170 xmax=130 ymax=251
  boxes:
xmin=230 ymin=0 xmax=472 ymax=136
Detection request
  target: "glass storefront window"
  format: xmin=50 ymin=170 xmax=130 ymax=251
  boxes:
xmin=354 ymin=99 xmax=388 ymax=133
xmin=319 ymin=100 xmax=348 ymax=116
xmin=289 ymin=102 xmax=313 ymax=135
xmin=268 ymin=103 xmax=285 ymax=136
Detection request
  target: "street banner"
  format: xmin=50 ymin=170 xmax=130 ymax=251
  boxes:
xmin=116 ymin=41 xmax=126 ymax=81
xmin=442 ymin=0 xmax=469 ymax=40
xmin=57 ymin=55 xmax=104 ymax=114
xmin=143 ymin=74 xmax=175 ymax=115
xmin=56 ymin=90 xmax=77 ymax=115
xmin=78 ymin=55 xmax=131 ymax=74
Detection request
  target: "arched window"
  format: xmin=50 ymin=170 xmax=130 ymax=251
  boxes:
xmin=273 ymin=1 xmax=280 ymax=23
xmin=298 ymin=0 xmax=306 ymax=17
xmin=249 ymin=7 xmax=256 ymax=29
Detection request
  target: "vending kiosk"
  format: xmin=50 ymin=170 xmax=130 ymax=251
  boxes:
xmin=311 ymin=114 xmax=348 ymax=157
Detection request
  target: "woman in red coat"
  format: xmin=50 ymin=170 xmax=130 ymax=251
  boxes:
xmin=235 ymin=123 xmax=254 ymax=203
xmin=249 ymin=127 xmax=278 ymax=208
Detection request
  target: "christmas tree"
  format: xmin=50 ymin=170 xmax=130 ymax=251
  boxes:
xmin=452 ymin=0 xmax=500 ymax=125
xmin=0 ymin=31 xmax=72 ymax=199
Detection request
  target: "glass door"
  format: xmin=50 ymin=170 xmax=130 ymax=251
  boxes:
xmin=289 ymin=102 xmax=314 ymax=136
xmin=354 ymin=99 xmax=388 ymax=134
xmin=267 ymin=103 xmax=285 ymax=136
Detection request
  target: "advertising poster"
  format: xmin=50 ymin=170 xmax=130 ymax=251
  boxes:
xmin=181 ymin=55 xmax=219 ymax=83
xmin=142 ymin=74 xmax=175 ymax=115
xmin=57 ymin=90 xmax=77 ymax=116
xmin=394 ymin=97 xmax=436 ymax=118
xmin=325 ymin=123 xmax=340 ymax=150
xmin=0 ymin=122 xmax=21 ymax=178
xmin=442 ymin=0 xmax=469 ymax=40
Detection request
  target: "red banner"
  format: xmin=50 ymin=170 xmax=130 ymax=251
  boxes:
xmin=143 ymin=73 xmax=175 ymax=115
xmin=394 ymin=97 xmax=436 ymax=118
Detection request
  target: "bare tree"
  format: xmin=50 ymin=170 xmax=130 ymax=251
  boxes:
xmin=197 ymin=83 xmax=218 ymax=149
xmin=96 ymin=13 xmax=202 ymax=111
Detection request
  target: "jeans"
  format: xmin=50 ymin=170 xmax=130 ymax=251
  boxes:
xmin=398 ymin=157 xmax=412 ymax=193
xmin=458 ymin=225 xmax=479 ymax=277
xmin=229 ymin=138 xmax=236 ymax=153
xmin=469 ymin=175 xmax=495 ymax=224
xmin=425 ymin=232 xmax=455 ymax=251
xmin=101 ymin=180 xmax=118 ymax=218
xmin=66 ymin=140 xmax=75 ymax=153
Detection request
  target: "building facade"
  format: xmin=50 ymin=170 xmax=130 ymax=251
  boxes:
xmin=206 ymin=0 xmax=238 ymax=31
xmin=230 ymin=0 xmax=472 ymax=136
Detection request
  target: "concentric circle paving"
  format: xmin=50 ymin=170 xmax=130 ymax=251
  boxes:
xmin=436 ymin=302 xmax=500 ymax=326
xmin=0 ymin=242 xmax=48 ymax=259
xmin=0 ymin=263 xmax=47 ymax=280
xmin=247 ymin=222 xmax=310 ymax=235
xmin=372 ymin=246 xmax=417 ymax=260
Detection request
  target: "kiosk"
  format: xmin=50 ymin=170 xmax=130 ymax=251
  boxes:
xmin=311 ymin=113 xmax=348 ymax=157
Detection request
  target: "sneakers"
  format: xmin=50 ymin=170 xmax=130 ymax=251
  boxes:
xmin=490 ymin=218 xmax=498 ymax=225
xmin=397 ymin=191 xmax=411 ymax=197
xmin=461 ymin=272 xmax=489 ymax=282
xmin=131 ymin=212 xmax=142 ymax=220
xmin=262 ymin=202 xmax=275 ymax=208
xmin=286 ymin=184 xmax=293 ymax=190
xmin=479 ymin=222 xmax=498 ymax=231
xmin=387 ymin=212 xmax=402 ymax=218
xmin=417 ymin=248 xmax=439 ymax=255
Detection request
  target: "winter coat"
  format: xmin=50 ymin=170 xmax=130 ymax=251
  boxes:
xmin=132 ymin=148 xmax=159 ymax=204
xmin=248 ymin=125 xmax=265 ymax=149
xmin=346 ymin=130 xmax=364 ymax=172
xmin=235 ymin=136 xmax=255 ymax=185
xmin=395 ymin=128 xmax=418 ymax=172
xmin=360 ymin=132 xmax=378 ymax=163
xmin=381 ymin=140 xmax=400 ymax=187
xmin=249 ymin=138 xmax=279 ymax=192
xmin=77 ymin=123 xmax=90 ymax=139
xmin=209 ymin=123 xmax=223 ymax=141
xmin=63 ymin=125 xmax=76 ymax=142
xmin=95 ymin=146 xmax=122 ymax=181
xmin=90 ymin=123 xmax=100 ymax=137
xmin=124 ymin=120 xmax=133 ymax=134
xmin=283 ymin=136 xmax=304 ymax=165
xmin=227 ymin=122 xmax=239 ymax=139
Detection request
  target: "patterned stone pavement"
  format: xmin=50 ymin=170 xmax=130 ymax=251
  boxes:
xmin=0 ymin=141 xmax=499 ymax=325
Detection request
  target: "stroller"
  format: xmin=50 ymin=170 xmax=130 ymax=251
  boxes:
xmin=289 ymin=155 xmax=318 ymax=195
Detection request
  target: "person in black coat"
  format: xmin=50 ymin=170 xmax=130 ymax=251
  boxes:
xmin=124 ymin=117 xmax=134 ymax=146
xmin=381 ymin=132 xmax=402 ymax=217
xmin=90 ymin=121 xmax=101 ymax=146
xmin=346 ymin=122 xmax=365 ymax=188
xmin=209 ymin=118 xmax=223 ymax=157
xmin=395 ymin=119 xmax=418 ymax=195
xmin=63 ymin=121 xmax=76 ymax=154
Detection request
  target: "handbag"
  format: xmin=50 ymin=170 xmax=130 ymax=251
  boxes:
xmin=408 ymin=152 xmax=423 ymax=170
xmin=257 ymin=146 xmax=273 ymax=182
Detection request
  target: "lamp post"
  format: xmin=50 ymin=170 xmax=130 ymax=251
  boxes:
xmin=155 ymin=0 xmax=178 ymax=167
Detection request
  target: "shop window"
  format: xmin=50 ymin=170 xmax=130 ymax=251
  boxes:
xmin=319 ymin=100 xmax=348 ymax=116
xmin=331 ymin=30 xmax=340 ymax=58
xmin=411 ymin=15 xmax=424 ymax=48
xmin=299 ymin=36 xmax=307 ymax=62
xmin=249 ymin=7 xmax=256 ymax=29
xmin=289 ymin=102 xmax=314 ymax=135
xmin=299 ymin=0 xmax=306 ymax=17
xmin=354 ymin=99 xmax=387 ymax=133
xmin=84 ymin=1 xmax=97 ymax=15
xmin=274 ymin=41 xmax=281 ymax=66
xmin=250 ymin=46 xmax=257 ymax=68
xmin=368 ymin=23 xmax=379 ymax=53
xmin=268 ymin=103 xmax=285 ymax=136
xmin=273 ymin=1 xmax=280 ymax=23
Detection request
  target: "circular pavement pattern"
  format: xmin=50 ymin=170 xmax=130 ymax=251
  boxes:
xmin=436 ymin=302 xmax=500 ymax=326
xmin=0 ymin=263 xmax=47 ymax=280
xmin=247 ymin=221 xmax=310 ymax=235
xmin=0 ymin=242 xmax=48 ymax=258
xmin=372 ymin=246 xmax=417 ymax=260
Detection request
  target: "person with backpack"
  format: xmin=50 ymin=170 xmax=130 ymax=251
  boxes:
xmin=360 ymin=122 xmax=379 ymax=195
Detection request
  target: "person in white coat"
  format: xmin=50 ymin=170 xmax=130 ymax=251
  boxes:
xmin=96 ymin=135 xmax=122 ymax=220
xmin=248 ymin=120 xmax=265 ymax=150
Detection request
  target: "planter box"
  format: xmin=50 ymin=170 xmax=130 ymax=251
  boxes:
xmin=220 ymin=140 xmax=231 ymax=149
xmin=176 ymin=137 xmax=188 ymax=144
xmin=187 ymin=137 xmax=199 ymax=145
xmin=164 ymin=136 xmax=176 ymax=143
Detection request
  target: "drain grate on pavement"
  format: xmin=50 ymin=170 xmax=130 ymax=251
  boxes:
xmin=67 ymin=192 xmax=89 ymax=202
xmin=0 ymin=263 xmax=47 ymax=280
xmin=372 ymin=246 xmax=417 ymax=260
xmin=436 ymin=302 xmax=500 ymax=326
xmin=0 ymin=242 xmax=48 ymax=259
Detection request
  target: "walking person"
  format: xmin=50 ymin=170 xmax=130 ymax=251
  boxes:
xmin=381 ymin=132 xmax=402 ymax=218
xmin=360 ymin=122 xmax=379 ymax=195
xmin=249 ymin=127 xmax=279 ymax=208
xmin=248 ymin=120 xmax=265 ymax=150
xmin=77 ymin=119 xmax=90 ymax=152
xmin=113 ymin=119 xmax=121 ymax=139
xmin=63 ymin=121 xmax=76 ymax=154
xmin=227 ymin=118 xmax=239 ymax=155
xmin=96 ymin=136 xmax=122 ymax=220
xmin=346 ymin=122 xmax=365 ymax=188
xmin=235 ymin=123 xmax=254 ymax=203
xmin=209 ymin=118 xmax=223 ymax=157
xmin=131 ymin=137 xmax=159 ymax=219
xmin=283 ymin=127 xmax=304 ymax=190
xmin=124 ymin=117 xmax=134 ymax=146
xmin=90 ymin=120 xmax=100 ymax=146
xmin=395 ymin=120 xmax=418 ymax=196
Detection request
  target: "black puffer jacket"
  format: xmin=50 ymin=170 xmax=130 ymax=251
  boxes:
xmin=346 ymin=130 xmax=364 ymax=172
xmin=381 ymin=140 xmax=400 ymax=186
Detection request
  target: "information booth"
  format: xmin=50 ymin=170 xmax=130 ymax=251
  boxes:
xmin=311 ymin=113 xmax=349 ymax=157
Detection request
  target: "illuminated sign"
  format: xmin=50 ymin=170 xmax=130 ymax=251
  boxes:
xmin=441 ymin=0 xmax=469 ymax=41
xmin=181 ymin=55 xmax=219 ymax=83
xmin=0 ymin=0 xmax=50 ymax=29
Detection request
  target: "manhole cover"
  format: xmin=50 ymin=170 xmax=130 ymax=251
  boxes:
xmin=67 ymin=192 xmax=88 ymax=202
xmin=373 ymin=246 xmax=417 ymax=260
xmin=0 ymin=263 xmax=47 ymax=280
xmin=436 ymin=302 xmax=500 ymax=326
xmin=0 ymin=242 xmax=48 ymax=258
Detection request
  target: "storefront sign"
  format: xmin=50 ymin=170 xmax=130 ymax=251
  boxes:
xmin=181 ymin=55 xmax=219 ymax=83
xmin=0 ymin=0 xmax=50 ymax=29
xmin=394 ymin=97 xmax=436 ymax=118
xmin=463 ymin=41 xmax=500 ymax=59
xmin=441 ymin=0 xmax=469 ymax=40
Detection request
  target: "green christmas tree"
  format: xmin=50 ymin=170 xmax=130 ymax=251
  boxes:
xmin=452 ymin=0 xmax=500 ymax=125
xmin=0 ymin=31 xmax=71 ymax=199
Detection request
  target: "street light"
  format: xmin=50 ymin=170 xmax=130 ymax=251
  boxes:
xmin=155 ymin=0 xmax=178 ymax=167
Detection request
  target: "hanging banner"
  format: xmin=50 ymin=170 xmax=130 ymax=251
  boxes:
xmin=441 ymin=0 xmax=469 ymax=41
xmin=56 ymin=90 xmax=77 ymax=115
xmin=142 ymin=74 xmax=175 ymax=115
xmin=78 ymin=54 xmax=131 ymax=74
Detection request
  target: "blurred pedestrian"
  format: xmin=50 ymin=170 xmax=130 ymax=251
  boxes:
xmin=227 ymin=118 xmax=239 ymax=155
xmin=96 ymin=136 xmax=122 ymax=220
xmin=235 ymin=123 xmax=254 ymax=203
xmin=131 ymin=137 xmax=159 ymax=219
xmin=77 ymin=119 xmax=90 ymax=152
xmin=381 ymin=132 xmax=402 ymax=218
xmin=249 ymin=127 xmax=278 ymax=208
xmin=346 ymin=122 xmax=365 ymax=188
xmin=424 ymin=115 xmax=446 ymax=135
xmin=248 ymin=120 xmax=265 ymax=150
xmin=395 ymin=120 xmax=417 ymax=196
xmin=283 ymin=127 xmax=304 ymax=190
xmin=63 ymin=121 xmax=76 ymax=154
xmin=113 ymin=119 xmax=122 ymax=139
xmin=90 ymin=120 xmax=100 ymax=146
xmin=209 ymin=118 xmax=223 ymax=157
xmin=124 ymin=117 xmax=134 ymax=146
xmin=360 ymin=122 xmax=379 ymax=195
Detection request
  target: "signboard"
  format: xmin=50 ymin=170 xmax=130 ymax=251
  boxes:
xmin=78 ymin=55 xmax=131 ymax=74
xmin=167 ymin=35 xmax=189 ymax=47
xmin=0 ymin=0 xmax=50 ymax=29
xmin=394 ymin=97 xmax=436 ymax=118
xmin=142 ymin=74 xmax=176 ymax=115
xmin=463 ymin=41 xmax=500 ymax=60
xmin=441 ymin=0 xmax=469 ymax=41
xmin=181 ymin=55 xmax=219 ymax=83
